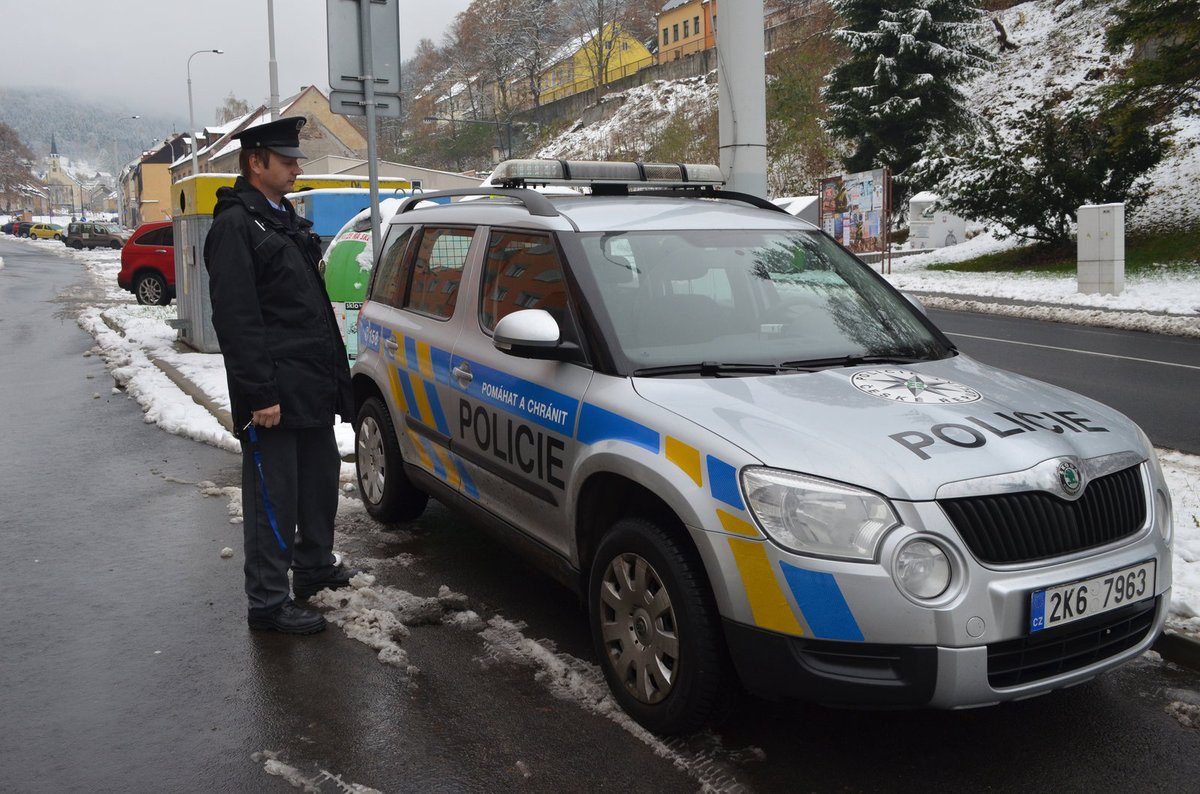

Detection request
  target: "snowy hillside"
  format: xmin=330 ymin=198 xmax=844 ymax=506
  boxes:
xmin=976 ymin=0 xmax=1200 ymax=231
xmin=535 ymin=0 xmax=1199 ymax=231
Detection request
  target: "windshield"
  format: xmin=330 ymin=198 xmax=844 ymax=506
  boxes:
xmin=575 ymin=229 xmax=951 ymax=374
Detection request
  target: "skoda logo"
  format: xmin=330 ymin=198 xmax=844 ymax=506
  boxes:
xmin=850 ymin=369 xmax=982 ymax=404
xmin=1057 ymin=461 xmax=1083 ymax=495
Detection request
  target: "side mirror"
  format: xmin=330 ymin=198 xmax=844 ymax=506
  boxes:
xmin=493 ymin=309 xmax=578 ymax=360
xmin=903 ymin=292 xmax=928 ymax=316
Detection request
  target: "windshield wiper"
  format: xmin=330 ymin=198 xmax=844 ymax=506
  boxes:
xmin=631 ymin=361 xmax=814 ymax=377
xmin=779 ymin=354 xmax=929 ymax=370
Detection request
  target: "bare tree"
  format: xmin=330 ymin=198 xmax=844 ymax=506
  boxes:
xmin=215 ymin=92 xmax=251 ymax=124
xmin=0 ymin=122 xmax=35 ymax=212
xmin=559 ymin=0 xmax=635 ymax=102
xmin=509 ymin=0 xmax=563 ymax=109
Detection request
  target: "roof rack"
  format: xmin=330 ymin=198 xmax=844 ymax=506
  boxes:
xmin=396 ymin=187 xmax=559 ymax=217
xmin=394 ymin=159 xmax=792 ymax=217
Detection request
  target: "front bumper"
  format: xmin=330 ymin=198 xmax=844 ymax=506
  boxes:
xmin=724 ymin=594 xmax=1167 ymax=708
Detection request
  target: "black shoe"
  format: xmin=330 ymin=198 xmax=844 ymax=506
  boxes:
xmin=293 ymin=565 xmax=362 ymax=600
xmin=247 ymin=601 xmax=326 ymax=634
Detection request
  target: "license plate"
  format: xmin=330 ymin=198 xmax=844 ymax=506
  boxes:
xmin=1029 ymin=560 xmax=1155 ymax=633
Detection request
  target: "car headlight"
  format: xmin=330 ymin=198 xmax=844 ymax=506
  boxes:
xmin=741 ymin=467 xmax=899 ymax=561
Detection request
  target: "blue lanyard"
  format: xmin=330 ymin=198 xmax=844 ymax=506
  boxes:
xmin=246 ymin=423 xmax=289 ymax=551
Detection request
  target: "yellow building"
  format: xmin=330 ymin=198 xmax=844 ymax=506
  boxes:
xmin=539 ymin=24 xmax=655 ymax=104
xmin=125 ymin=133 xmax=187 ymax=226
xmin=658 ymin=0 xmax=717 ymax=64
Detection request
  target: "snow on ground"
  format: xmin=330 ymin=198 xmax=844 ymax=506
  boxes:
xmin=535 ymin=75 xmax=718 ymax=160
xmin=884 ymin=231 xmax=1200 ymax=336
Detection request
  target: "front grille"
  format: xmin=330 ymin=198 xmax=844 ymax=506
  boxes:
xmin=939 ymin=465 xmax=1145 ymax=564
xmin=987 ymin=598 xmax=1158 ymax=688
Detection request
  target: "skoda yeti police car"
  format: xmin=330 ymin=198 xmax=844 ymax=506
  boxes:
xmin=350 ymin=159 xmax=1173 ymax=734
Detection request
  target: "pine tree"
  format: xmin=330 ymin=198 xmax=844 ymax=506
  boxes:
xmin=822 ymin=0 xmax=992 ymax=209
xmin=930 ymin=100 xmax=1168 ymax=245
xmin=1105 ymin=0 xmax=1200 ymax=137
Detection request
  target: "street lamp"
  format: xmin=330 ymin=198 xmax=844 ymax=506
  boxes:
xmin=187 ymin=48 xmax=224 ymax=176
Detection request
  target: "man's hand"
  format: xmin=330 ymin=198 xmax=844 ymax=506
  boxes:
xmin=251 ymin=404 xmax=281 ymax=428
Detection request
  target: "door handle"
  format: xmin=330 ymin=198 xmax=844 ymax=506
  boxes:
xmin=384 ymin=338 xmax=399 ymax=354
xmin=452 ymin=361 xmax=473 ymax=388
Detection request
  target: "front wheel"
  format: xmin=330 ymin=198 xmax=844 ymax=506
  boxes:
xmin=109 ymin=240 xmax=121 ymax=249
xmin=54 ymin=234 xmax=62 ymax=241
xmin=134 ymin=272 xmax=169 ymax=305
xmin=355 ymin=396 xmax=428 ymax=522
xmin=589 ymin=516 xmax=735 ymax=734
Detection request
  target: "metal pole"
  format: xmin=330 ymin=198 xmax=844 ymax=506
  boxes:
xmin=358 ymin=0 xmax=381 ymax=255
xmin=113 ymin=140 xmax=122 ymax=227
xmin=716 ymin=0 xmax=767 ymax=197
xmin=187 ymin=49 xmax=224 ymax=177
xmin=267 ymin=0 xmax=280 ymax=120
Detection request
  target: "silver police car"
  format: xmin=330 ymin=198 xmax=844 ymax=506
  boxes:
xmin=351 ymin=159 xmax=1173 ymax=733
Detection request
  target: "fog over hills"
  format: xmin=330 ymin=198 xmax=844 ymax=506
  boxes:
xmin=0 ymin=86 xmax=186 ymax=175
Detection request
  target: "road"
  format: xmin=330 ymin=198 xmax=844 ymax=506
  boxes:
xmin=928 ymin=308 xmax=1200 ymax=455
xmin=2 ymin=237 xmax=1198 ymax=792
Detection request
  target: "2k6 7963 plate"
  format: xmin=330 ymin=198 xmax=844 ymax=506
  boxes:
xmin=1029 ymin=560 xmax=1155 ymax=633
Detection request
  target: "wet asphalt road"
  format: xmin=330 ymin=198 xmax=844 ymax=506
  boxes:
xmin=2 ymin=237 xmax=1199 ymax=792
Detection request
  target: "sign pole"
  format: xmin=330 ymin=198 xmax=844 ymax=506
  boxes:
xmin=357 ymin=0 xmax=381 ymax=255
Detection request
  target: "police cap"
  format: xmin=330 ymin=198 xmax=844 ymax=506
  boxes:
xmin=233 ymin=116 xmax=307 ymax=159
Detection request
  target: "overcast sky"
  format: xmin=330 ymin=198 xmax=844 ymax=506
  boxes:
xmin=2 ymin=0 xmax=470 ymax=128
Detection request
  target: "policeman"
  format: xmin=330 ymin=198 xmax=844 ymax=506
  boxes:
xmin=204 ymin=116 xmax=357 ymax=634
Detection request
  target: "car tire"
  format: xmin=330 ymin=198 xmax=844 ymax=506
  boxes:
xmin=355 ymin=396 xmax=428 ymax=522
xmin=110 ymin=240 xmax=121 ymax=250
xmin=134 ymin=272 xmax=169 ymax=306
xmin=54 ymin=234 xmax=62 ymax=241
xmin=70 ymin=240 xmax=82 ymax=249
xmin=589 ymin=516 xmax=735 ymax=734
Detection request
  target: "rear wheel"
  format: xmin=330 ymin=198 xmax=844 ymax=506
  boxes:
xmin=355 ymin=396 xmax=428 ymax=522
xmin=134 ymin=272 xmax=169 ymax=305
xmin=589 ymin=516 xmax=735 ymax=734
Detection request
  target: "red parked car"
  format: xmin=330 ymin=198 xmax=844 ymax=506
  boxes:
xmin=119 ymin=221 xmax=175 ymax=305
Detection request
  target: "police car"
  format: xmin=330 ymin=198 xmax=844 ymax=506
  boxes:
xmin=350 ymin=159 xmax=1173 ymax=733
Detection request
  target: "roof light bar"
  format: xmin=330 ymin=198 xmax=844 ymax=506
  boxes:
xmin=490 ymin=159 xmax=725 ymax=189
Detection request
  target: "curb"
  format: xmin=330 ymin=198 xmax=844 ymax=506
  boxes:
xmin=151 ymin=358 xmax=235 ymax=434
xmin=906 ymin=291 xmax=1200 ymax=339
xmin=1153 ymin=630 xmax=1200 ymax=672
xmin=151 ymin=354 xmax=355 ymax=463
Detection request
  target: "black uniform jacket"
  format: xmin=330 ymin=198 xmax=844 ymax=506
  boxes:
xmin=204 ymin=177 xmax=354 ymax=429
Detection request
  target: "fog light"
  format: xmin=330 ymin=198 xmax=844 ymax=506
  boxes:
xmin=896 ymin=539 xmax=951 ymax=599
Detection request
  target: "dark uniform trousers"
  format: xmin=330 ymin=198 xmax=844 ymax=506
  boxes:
xmin=241 ymin=425 xmax=340 ymax=612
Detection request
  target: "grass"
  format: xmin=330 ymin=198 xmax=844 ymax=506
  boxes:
xmin=926 ymin=225 xmax=1200 ymax=275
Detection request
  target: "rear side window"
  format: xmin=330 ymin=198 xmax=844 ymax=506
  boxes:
xmin=138 ymin=227 xmax=172 ymax=246
xmin=369 ymin=227 xmax=414 ymax=308
xmin=405 ymin=227 xmax=473 ymax=320
xmin=479 ymin=230 xmax=569 ymax=332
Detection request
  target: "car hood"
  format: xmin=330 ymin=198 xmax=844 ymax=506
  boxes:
xmin=631 ymin=355 xmax=1147 ymax=501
